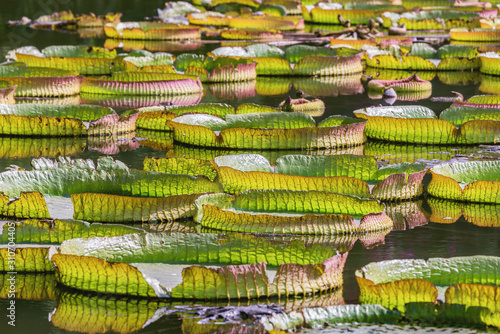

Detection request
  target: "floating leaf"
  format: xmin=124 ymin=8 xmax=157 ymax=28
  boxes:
xmin=446 ymin=283 xmax=500 ymax=313
xmin=187 ymin=12 xmax=229 ymax=26
xmin=168 ymin=114 xmax=366 ymax=149
xmin=427 ymin=161 xmax=500 ymax=204
xmin=0 ymin=191 xmax=49 ymax=219
xmin=437 ymin=45 xmax=479 ymax=59
xmin=395 ymin=11 xmax=480 ymax=30
xmin=357 ymin=256 xmax=500 ymax=312
xmin=329 ymin=38 xmax=377 ymax=49
xmin=354 ymin=105 xmax=500 ymax=144
xmin=0 ymin=84 xmax=15 ymax=104
xmin=301 ymin=7 xmax=374 ymax=24
xmin=0 ymin=219 xmax=142 ymax=244
xmin=368 ymin=74 xmax=432 ymax=96
xmin=104 ymin=22 xmax=201 ymax=40
xmin=0 ymin=246 xmax=56 ymax=272
xmin=409 ymin=43 xmax=437 ymax=59
xmin=0 ymin=157 xmax=222 ymax=197
xmin=217 ymin=154 xmax=426 ymax=201
xmin=357 ymin=256 xmax=500 ymax=287
xmin=293 ymin=53 xmax=363 ymax=76
xmin=144 ymin=157 xmax=217 ymax=180
xmin=0 ymin=137 xmax=85 ymax=159
xmin=357 ymin=277 xmax=438 ymax=313
xmin=427 ymin=197 xmax=500 ymax=227
xmin=216 ymin=166 xmax=370 ymax=197
xmin=72 ymin=193 xmax=205 ymax=222
xmin=0 ymin=273 xmax=55 ymax=300
xmin=196 ymin=190 xmax=392 ymax=235
xmin=227 ymin=16 xmax=304 ymax=31
xmin=479 ymin=52 xmax=500 ymax=76
xmin=55 ymin=233 xmax=347 ymax=299
xmin=263 ymin=304 xmax=400 ymax=331
xmin=0 ymin=66 xmax=82 ymax=97
xmin=0 ymin=114 xmax=86 ymax=136
xmin=81 ymin=75 xmax=203 ymax=96
xmin=50 ymin=290 xmax=167 ymax=333
xmin=451 ymin=28 xmax=500 ymax=42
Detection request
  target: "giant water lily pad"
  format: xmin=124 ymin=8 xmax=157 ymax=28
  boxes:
xmin=439 ymin=99 xmax=500 ymax=126
xmin=0 ymin=66 xmax=82 ymax=97
xmin=194 ymin=190 xmax=392 ymax=235
xmin=0 ymin=219 xmax=143 ymax=244
xmin=0 ymin=274 xmax=56 ymax=300
xmin=0 ymin=104 xmax=136 ymax=137
xmin=354 ymin=105 xmax=500 ymax=144
xmin=53 ymin=233 xmax=348 ymax=299
xmin=368 ymin=74 xmax=432 ymax=101
xmin=301 ymin=6 xmax=374 ymax=24
xmin=356 ymin=255 xmax=500 ymax=312
xmin=72 ymin=192 xmax=208 ymax=223
xmin=168 ymin=113 xmax=366 ymax=149
xmin=13 ymin=45 xmax=123 ymax=75
xmin=104 ymin=22 xmax=201 ymax=40
xmin=207 ymin=44 xmax=363 ymax=76
xmin=0 ymin=245 xmax=57 ymax=272
xmin=0 ymin=156 xmax=222 ymax=198
xmin=0 ymin=136 xmax=85 ymax=159
xmin=451 ymin=28 xmax=500 ymax=42
xmin=262 ymin=302 xmax=500 ymax=331
xmin=213 ymin=154 xmax=427 ymax=201
xmin=382 ymin=11 xmax=480 ymax=30
xmin=427 ymin=161 xmax=500 ymax=204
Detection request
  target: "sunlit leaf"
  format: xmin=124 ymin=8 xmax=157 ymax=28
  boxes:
xmin=167 ymin=113 xmax=366 ymax=149
xmin=144 ymin=157 xmax=217 ymax=180
xmin=0 ymin=103 xmax=115 ymax=121
xmin=446 ymin=283 xmax=500 ymax=313
xmin=196 ymin=190 xmax=392 ymax=235
xmin=354 ymin=105 xmax=500 ymax=144
xmin=0 ymin=66 xmax=82 ymax=97
xmin=0 ymin=157 xmax=222 ymax=197
xmin=301 ymin=7 xmax=374 ymax=24
xmin=0 ymin=274 xmax=55 ymax=300
xmin=104 ymin=22 xmax=201 ymax=40
xmin=72 ymin=192 xmax=205 ymax=222
xmin=55 ymin=233 xmax=347 ymax=298
xmin=0 ymin=191 xmax=49 ymax=219
xmin=368 ymin=74 xmax=432 ymax=96
xmin=428 ymin=161 xmax=500 ymax=204
xmin=81 ymin=75 xmax=203 ymax=96
xmin=0 ymin=245 xmax=57 ymax=272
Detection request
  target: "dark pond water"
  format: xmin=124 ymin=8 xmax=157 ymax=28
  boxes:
xmin=0 ymin=1 xmax=499 ymax=333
